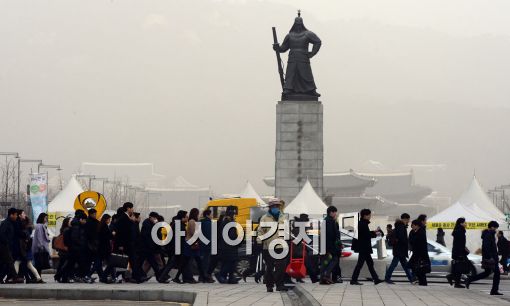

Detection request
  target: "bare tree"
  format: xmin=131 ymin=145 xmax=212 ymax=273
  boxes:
xmin=0 ymin=157 xmax=18 ymax=201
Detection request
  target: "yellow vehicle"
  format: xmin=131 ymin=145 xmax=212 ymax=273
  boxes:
xmin=205 ymin=198 xmax=267 ymax=230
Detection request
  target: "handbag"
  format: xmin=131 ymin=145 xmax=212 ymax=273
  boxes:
xmin=286 ymin=242 xmax=307 ymax=279
xmin=481 ymin=258 xmax=496 ymax=270
xmin=412 ymin=258 xmax=431 ymax=274
xmin=351 ymin=238 xmax=359 ymax=253
xmin=34 ymin=250 xmax=51 ymax=270
xmin=52 ymin=235 xmax=68 ymax=252
xmin=109 ymin=253 xmax=129 ymax=269
xmin=452 ymin=258 xmax=471 ymax=274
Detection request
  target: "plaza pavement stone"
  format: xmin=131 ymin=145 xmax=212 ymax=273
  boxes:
xmin=297 ymin=282 xmax=510 ymax=306
xmin=0 ymin=275 xmax=508 ymax=305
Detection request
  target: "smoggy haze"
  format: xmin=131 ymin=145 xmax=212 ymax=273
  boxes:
xmin=1 ymin=0 xmax=509 ymax=199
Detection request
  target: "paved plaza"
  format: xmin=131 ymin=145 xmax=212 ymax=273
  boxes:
xmin=0 ymin=275 xmax=510 ymax=306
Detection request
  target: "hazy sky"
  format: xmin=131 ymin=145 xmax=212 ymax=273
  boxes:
xmin=1 ymin=0 xmax=509 ymax=199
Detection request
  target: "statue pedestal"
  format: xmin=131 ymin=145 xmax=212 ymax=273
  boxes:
xmin=275 ymin=100 xmax=324 ymax=204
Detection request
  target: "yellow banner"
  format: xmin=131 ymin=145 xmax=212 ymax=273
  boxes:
xmin=48 ymin=212 xmax=57 ymax=227
xmin=429 ymin=221 xmax=488 ymax=229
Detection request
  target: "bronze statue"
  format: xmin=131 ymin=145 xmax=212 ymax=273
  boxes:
xmin=273 ymin=11 xmax=321 ymax=101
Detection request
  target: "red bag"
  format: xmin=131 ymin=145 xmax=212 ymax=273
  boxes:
xmin=286 ymin=242 xmax=307 ymax=279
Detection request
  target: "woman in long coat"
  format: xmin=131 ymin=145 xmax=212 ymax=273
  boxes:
xmin=409 ymin=219 xmax=430 ymax=286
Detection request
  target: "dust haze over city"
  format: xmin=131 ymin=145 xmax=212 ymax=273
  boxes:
xmin=1 ymin=0 xmax=510 ymax=201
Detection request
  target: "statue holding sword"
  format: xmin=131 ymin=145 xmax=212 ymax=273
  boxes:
xmin=272 ymin=10 xmax=322 ymax=100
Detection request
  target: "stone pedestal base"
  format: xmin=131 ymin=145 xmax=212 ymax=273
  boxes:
xmin=275 ymin=100 xmax=324 ymax=204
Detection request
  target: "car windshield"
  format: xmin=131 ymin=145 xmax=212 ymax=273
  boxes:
xmin=427 ymin=240 xmax=451 ymax=254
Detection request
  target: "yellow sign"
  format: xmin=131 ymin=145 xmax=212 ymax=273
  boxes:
xmin=74 ymin=191 xmax=107 ymax=220
xmin=429 ymin=221 xmax=488 ymax=229
xmin=48 ymin=212 xmax=57 ymax=227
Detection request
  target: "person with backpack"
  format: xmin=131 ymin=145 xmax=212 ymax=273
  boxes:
xmin=384 ymin=213 xmax=413 ymax=284
xmin=350 ymin=208 xmax=383 ymax=285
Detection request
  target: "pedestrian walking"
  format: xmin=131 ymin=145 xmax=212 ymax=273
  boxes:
xmin=466 ymin=221 xmax=502 ymax=295
xmin=15 ymin=210 xmax=44 ymax=283
xmin=199 ymin=209 xmax=215 ymax=283
xmin=497 ymin=231 xmax=509 ymax=274
xmin=257 ymin=199 xmax=287 ymax=292
xmin=32 ymin=213 xmax=51 ymax=276
xmin=446 ymin=218 xmax=469 ymax=288
xmin=97 ymin=214 xmax=116 ymax=283
xmin=436 ymin=228 xmax=446 ymax=247
xmin=350 ymin=208 xmax=383 ymax=285
xmin=320 ymin=206 xmax=341 ymax=284
xmin=215 ymin=206 xmax=240 ymax=284
xmin=0 ymin=208 xmax=23 ymax=283
xmin=53 ymin=217 xmax=71 ymax=283
xmin=385 ymin=213 xmax=413 ymax=284
xmin=409 ymin=219 xmax=431 ymax=286
xmin=183 ymin=208 xmax=205 ymax=283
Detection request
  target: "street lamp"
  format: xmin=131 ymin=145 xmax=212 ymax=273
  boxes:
xmin=91 ymin=177 xmax=108 ymax=194
xmin=0 ymin=152 xmax=19 ymax=202
xmin=76 ymin=174 xmax=96 ymax=190
xmin=39 ymin=164 xmax=62 ymax=202
xmin=17 ymin=159 xmax=43 ymax=202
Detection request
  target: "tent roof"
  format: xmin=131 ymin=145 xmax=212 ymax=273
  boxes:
xmin=240 ymin=181 xmax=267 ymax=207
xmin=457 ymin=176 xmax=505 ymax=220
xmin=430 ymin=176 xmax=505 ymax=223
xmin=48 ymin=175 xmax=84 ymax=213
xmin=284 ymin=180 xmax=328 ymax=217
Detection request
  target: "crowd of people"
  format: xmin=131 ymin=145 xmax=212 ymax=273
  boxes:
xmin=0 ymin=200 xmax=508 ymax=296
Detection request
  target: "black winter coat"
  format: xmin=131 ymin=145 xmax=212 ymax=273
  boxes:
xmin=67 ymin=219 xmax=87 ymax=253
xmin=392 ymin=220 xmax=409 ymax=258
xmin=451 ymin=227 xmax=468 ymax=260
xmin=409 ymin=227 xmax=430 ymax=265
xmin=97 ymin=223 xmax=113 ymax=258
xmin=218 ymin=217 xmax=239 ymax=260
xmin=85 ymin=217 xmax=100 ymax=253
xmin=481 ymin=229 xmax=498 ymax=261
xmin=114 ymin=213 xmax=134 ymax=251
xmin=325 ymin=216 xmax=340 ymax=255
xmin=139 ymin=218 xmax=158 ymax=254
xmin=498 ymin=236 xmax=509 ymax=257
xmin=357 ymin=219 xmax=375 ymax=254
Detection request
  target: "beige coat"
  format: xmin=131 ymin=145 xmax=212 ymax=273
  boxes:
xmin=257 ymin=213 xmax=286 ymax=250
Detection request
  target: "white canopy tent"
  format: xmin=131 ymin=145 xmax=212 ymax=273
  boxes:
xmin=240 ymin=181 xmax=267 ymax=207
xmin=47 ymin=175 xmax=84 ymax=236
xmin=48 ymin=175 xmax=84 ymax=213
xmin=428 ymin=176 xmax=507 ymax=251
xmin=284 ymin=180 xmax=328 ymax=218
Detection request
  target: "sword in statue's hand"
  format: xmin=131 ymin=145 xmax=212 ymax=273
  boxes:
xmin=272 ymin=27 xmax=285 ymax=90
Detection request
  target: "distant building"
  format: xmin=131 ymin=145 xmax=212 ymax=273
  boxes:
xmin=264 ymin=169 xmax=435 ymax=218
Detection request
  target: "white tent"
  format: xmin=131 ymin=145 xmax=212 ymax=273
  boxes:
xmin=428 ymin=176 xmax=506 ymax=251
xmin=47 ymin=175 xmax=84 ymax=236
xmin=48 ymin=175 xmax=84 ymax=213
xmin=456 ymin=176 xmax=505 ymax=220
xmin=284 ymin=180 xmax=328 ymax=218
xmin=240 ymin=181 xmax=267 ymax=207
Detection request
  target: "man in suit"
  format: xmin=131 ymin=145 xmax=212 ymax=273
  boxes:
xmin=350 ymin=208 xmax=383 ymax=285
